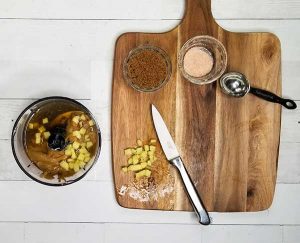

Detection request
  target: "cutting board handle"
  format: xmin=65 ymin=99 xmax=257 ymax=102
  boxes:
xmin=182 ymin=0 xmax=215 ymax=28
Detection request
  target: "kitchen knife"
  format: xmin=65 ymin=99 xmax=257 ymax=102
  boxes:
xmin=151 ymin=104 xmax=211 ymax=225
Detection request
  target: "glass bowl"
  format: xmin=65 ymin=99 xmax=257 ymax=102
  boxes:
xmin=11 ymin=96 xmax=101 ymax=186
xmin=123 ymin=45 xmax=172 ymax=92
xmin=178 ymin=35 xmax=228 ymax=85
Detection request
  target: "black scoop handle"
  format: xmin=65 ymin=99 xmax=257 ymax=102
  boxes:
xmin=249 ymin=87 xmax=297 ymax=110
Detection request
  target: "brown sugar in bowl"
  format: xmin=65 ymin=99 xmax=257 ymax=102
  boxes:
xmin=123 ymin=45 xmax=172 ymax=92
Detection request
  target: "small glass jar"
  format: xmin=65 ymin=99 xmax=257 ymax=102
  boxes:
xmin=123 ymin=45 xmax=172 ymax=92
xmin=178 ymin=35 xmax=227 ymax=85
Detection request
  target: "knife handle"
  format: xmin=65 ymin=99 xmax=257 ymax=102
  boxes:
xmin=171 ymin=157 xmax=211 ymax=225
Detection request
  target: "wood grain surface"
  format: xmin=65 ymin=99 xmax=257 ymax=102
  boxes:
xmin=112 ymin=0 xmax=281 ymax=212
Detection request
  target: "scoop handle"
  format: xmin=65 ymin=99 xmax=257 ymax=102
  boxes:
xmin=249 ymin=87 xmax=297 ymax=110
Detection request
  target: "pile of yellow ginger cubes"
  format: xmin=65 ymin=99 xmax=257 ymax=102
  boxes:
xmin=122 ymin=139 xmax=157 ymax=179
xmin=60 ymin=114 xmax=94 ymax=173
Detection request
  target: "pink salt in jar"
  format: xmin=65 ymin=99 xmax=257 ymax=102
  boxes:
xmin=178 ymin=36 xmax=227 ymax=85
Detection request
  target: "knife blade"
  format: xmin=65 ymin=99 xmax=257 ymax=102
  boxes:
xmin=151 ymin=105 xmax=179 ymax=161
xmin=151 ymin=104 xmax=211 ymax=225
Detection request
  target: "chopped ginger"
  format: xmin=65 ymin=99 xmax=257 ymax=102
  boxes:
xmin=77 ymin=153 xmax=85 ymax=161
xmin=43 ymin=131 xmax=51 ymax=140
xmin=128 ymin=158 xmax=133 ymax=165
xmin=132 ymin=155 xmax=139 ymax=164
xmin=38 ymin=126 xmax=46 ymax=133
xmin=140 ymin=151 xmax=147 ymax=158
xmin=72 ymin=141 xmax=80 ymax=149
xmin=65 ymin=149 xmax=72 ymax=156
xmin=79 ymin=147 xmax=89 ymax=154
xmin=128 ymin=164 xmax=143 ymax=172
xmin=80 ymin=114 xmax=86 ymax=121
xmin=73 ymin=163 xmax=80 ymax=172
xmin=86 ymin=141 xmax=93 ymax=149
xmin=140 ymin=162 xmax=147 ymax=169
xmin=84 ymin=135 xmax=90 ymax=141
xmin=72 ymin=116 xmax=80 ymax=124
xmin=145 ymin=170 xmax=151 ymax=177
xmin=79 ymin=161 xmax=86 ymax=169
xmin=60 ymin=161 xmax=69 ymax=171
xmin=124 ymin=148 xmax=132 ymax=156
xmin=72 ymin=130 xmax=81 ymax=139
xmin=147 ymin=151 xmax=154 ymax=156
xmin=71 ymin=149 xmax=77 ymax=159
xmin=135 ymin=169 xmax=151 ymax=179
xmin=135 ymin=170 xmax=146 ymax=179
xmin=35 ymin=133 xmax=41 ymax=144
xmin=42 ymin=118 xmax=49 ymax=124
xmin=121 ymin=139 xmax=158 ymax=179
xmin=25 ymin=111 xmax=98 ymax=177
xmin=149 ymin=145 xmax=156 ymax=152
xmin=136 ymin=147 xmax=143 ymax=154
xmin=79 ymin=127 xmax=86 ymax=135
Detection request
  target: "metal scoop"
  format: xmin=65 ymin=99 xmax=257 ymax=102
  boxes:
xmin=220 ymin=72 xmax=297 ymax=109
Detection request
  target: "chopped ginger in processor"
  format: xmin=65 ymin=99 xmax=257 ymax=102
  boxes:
xmin=24 ymin=109 xmax=98 ymax=180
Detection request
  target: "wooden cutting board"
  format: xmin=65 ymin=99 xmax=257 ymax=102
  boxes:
xmin=111 ymin=0 xmax=281 ymax=212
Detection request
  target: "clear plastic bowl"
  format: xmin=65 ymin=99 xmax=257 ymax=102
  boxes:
xmin=11 ymin=96 xmax=101 ymax=186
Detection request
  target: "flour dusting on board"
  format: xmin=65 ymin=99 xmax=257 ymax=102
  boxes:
xmin=118 ymin=174 xmax=174 ymax=203
xmin=118 ymin=141 xmax=175 ymax=204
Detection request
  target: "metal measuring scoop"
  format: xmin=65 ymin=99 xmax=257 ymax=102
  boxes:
xmin=219 ymin=72 xmax=297 ymax=109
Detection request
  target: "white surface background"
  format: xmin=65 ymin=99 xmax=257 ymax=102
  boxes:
xmin=0 ymin=0 xmax=300 ymax=242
